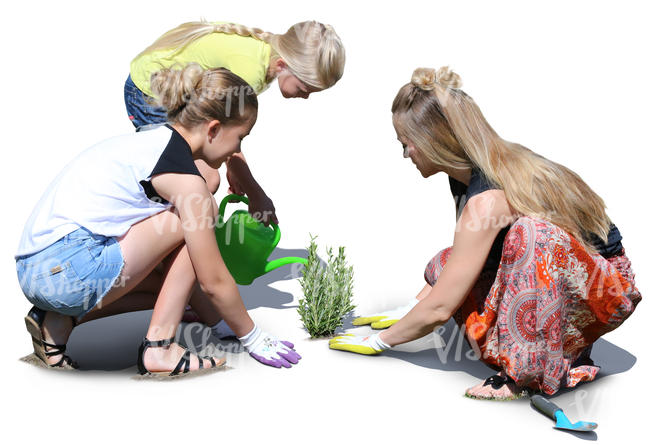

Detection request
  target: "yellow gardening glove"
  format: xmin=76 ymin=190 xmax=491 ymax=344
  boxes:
xmin=328 ymin=333 xmax=391 ymax=355
xmin=352 ymin=298 xmax=419 ymax=329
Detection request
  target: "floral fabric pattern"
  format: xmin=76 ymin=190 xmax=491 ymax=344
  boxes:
xmin=424 ymin=216 xmax=641 ymax=395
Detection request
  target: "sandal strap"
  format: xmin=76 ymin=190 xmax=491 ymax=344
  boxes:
xmin=170 ymin=349 xmax=192 ymax=376
xmin=142 ymin=337 xmax=175 ymax=348
xmin=483 ymin=374 xmax=515 ymax=390
xmin=42 ymin=341 xmax=67 ymax=355
xmin=137 ymin=336 xmax=176 ymax=375
xmin=51 ymin=354 xmax=76 ymax=368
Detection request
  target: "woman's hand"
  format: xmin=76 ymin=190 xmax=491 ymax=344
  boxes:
xmin=329 ymin=333 xmax=391 ymax=355
xmin=379 ymin=189 xmax=516 ymax=347
xmin=352 ymin=298 xmax=420 ymax=329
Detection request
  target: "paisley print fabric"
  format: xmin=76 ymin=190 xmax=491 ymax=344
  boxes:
xmin=424 ymin=216 xmax=641 ymax=395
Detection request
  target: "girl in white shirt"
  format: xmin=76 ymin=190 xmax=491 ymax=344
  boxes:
xmin=16 ymin=64 xmax=301 ymax=375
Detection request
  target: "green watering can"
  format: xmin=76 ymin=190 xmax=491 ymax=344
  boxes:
xmin=214 ymin=194 xmax=308 ymax=285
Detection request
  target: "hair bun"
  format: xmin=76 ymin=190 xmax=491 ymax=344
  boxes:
xmin=411 ymin=66 xmax=462 ymax=91
xmin=150 ymin=63 xmax=204 ymax=115
xmin=411 ymin=68 xmax=437 ymax=91
xmin=436 ymin=66 xmax=462 ymax=89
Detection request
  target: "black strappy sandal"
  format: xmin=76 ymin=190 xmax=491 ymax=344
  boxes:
xmin=483 ymin=373 xmax=516 ymax=390
xmin=24 ymin=306 xmax=78 ymax=369
xmin=464 ymin=373 xmax=526 ymax=401
xmin=136 ymin=337 xmax=224 ymax=377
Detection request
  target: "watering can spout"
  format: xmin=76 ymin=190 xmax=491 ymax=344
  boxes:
xmin=264 ymin=257 xmax=309 ymax=274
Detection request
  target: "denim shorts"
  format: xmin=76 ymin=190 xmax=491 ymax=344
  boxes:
xmin=124 ymin=74 xmax=168 ymax=131
xmin=15 ymin=226 xmax=125 ymax=318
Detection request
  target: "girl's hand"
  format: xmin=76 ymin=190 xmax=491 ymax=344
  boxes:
xmin=238 ymin=325 xmax=301 ymax=368
xmin=328 ymin=333 xmax=391 ymax=355
xmin=248 ymin=192 xmax=279 ymax=226
xmin=226 ymin=166 xmax=246 ymax=196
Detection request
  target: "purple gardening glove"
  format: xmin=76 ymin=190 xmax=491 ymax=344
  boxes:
xmin=237 ymin=324 xmax=301 ymax=368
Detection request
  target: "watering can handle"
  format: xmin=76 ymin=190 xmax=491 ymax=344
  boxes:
xmin=218 ymin=194 xmax=281 ymax=246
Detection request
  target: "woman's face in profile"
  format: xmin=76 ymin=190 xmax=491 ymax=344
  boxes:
xmin=394 ymin=125 xmax=440 ymax=178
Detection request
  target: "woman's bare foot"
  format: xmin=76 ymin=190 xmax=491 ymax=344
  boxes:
xmin=143 ymin=342 xmax=224 ymax=372
xmin=41 ymin=311 xmax=76 ymax=366
xmin=464 ymin=371 xmax=526 ymax=401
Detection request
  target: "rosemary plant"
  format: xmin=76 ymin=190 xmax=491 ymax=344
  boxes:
xmin=298 ymin=235 xmax=355 ymax=338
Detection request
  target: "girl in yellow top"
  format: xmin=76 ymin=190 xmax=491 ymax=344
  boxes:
xmin=125 ymin=20 xmax=346 ymax=227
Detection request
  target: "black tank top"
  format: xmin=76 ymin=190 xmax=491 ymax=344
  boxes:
xmin=448 ymin=168 xmax=623 ymax=270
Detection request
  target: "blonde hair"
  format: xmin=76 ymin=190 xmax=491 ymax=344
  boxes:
xmin=392 ymin=66 xmax=612 ymax=254
xmin=138 ymin=20 xmax=345 ymax=91
xmin=150 ymin=63 xmax=258 ymax=128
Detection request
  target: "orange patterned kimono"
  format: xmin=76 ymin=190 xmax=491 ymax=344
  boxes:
xmin=424 ymin=216 xmax=641 ymax=395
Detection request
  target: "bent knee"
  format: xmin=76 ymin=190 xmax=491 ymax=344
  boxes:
xmin=194 ymin=159 xmax=220 ymax=194
xmin=205 ymin=169 xmax=221 ymax=195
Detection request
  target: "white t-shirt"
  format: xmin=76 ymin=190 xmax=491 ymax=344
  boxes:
xmin=15 ymin=125 xmax=205 ymax=258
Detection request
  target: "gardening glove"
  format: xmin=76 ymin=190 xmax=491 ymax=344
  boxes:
xmin=238 ymin=324 xmax=301 ymax=368
xmin=328 ymin=333 xmax=392 ymax=355
xmin=352 ymin=298 xmax=419 ymax=329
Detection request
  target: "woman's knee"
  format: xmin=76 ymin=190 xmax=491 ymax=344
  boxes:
xmin=202 ymin=169 xmax=220 ymax=195
xmin=424 ymin=246 xmax=453 ymax=286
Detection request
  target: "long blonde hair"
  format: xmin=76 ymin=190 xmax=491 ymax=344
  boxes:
xmin=392 ymin=66 xmax=612 ymax=253
xmin=137 ymin=20 xmax=345 ymax=91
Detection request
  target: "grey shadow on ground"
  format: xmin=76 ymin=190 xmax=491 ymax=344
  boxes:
xmin=380 ymin=319 xmax=637 ymax=384
xmin=236 ymin=247 xmax=317 ymax=311
xmin=60 ymin=246 xmax=314 ymax=372
xmin=64 ymin=313 xmax=244 ymax=372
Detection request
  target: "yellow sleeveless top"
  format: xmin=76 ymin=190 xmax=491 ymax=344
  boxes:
xmin=130 ymin=23 xmax=272 ymax=97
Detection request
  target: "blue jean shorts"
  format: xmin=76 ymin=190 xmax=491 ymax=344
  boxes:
xmin=15 ymin=226 xmax=125 ymax=318
xmin=124 ymin=74 xmax=168 ymax=131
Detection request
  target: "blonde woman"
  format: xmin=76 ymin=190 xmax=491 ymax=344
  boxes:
xmin=329 ymin=67 xmax=642 ymax=399
xmin=16 ymin=65 xmax=300 ymax=374
xmin=125 ymin=20 xmax=346 ymax=225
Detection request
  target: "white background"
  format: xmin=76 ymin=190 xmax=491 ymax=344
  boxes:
xmin=1 ymin=0 xmax=647 ymax=443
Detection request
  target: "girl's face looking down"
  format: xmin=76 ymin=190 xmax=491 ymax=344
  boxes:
xmin=202 ymin=113 xmax=257 ymax=168
xmin=274 ymin=59 xmax=319 ymax=99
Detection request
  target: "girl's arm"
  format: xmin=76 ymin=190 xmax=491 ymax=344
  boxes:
xmin=151 ymin=172 xmax=254 ymax=337
xmin=380 ymin=190 xmax=517 ymax=347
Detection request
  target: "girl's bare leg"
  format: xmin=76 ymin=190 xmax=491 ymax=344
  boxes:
xmin=41 ymin=207 xmax=221 ymax=371
xmin=77 ymin=267 xmax=163 ymax=324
